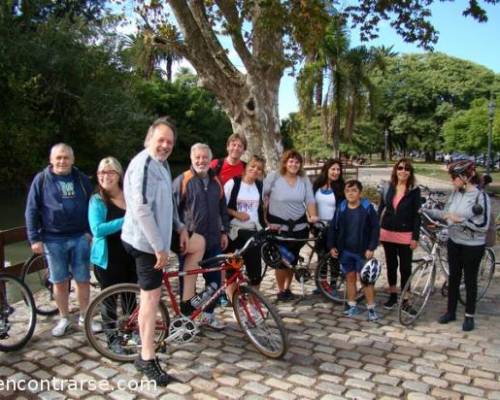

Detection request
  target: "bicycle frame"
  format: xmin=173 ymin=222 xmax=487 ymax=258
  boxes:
xmin=121 ymin=256 xmax=248 ymax=335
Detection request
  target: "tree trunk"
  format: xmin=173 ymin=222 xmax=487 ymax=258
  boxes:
xmin=218 ymin=75 xmax=282 ymax=170
xmin=166 ymin=55 xmax=173 ymax=82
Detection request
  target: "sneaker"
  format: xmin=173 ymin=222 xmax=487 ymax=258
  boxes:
xmin=384 ymin=294 xmax=398 ymax=310
xmin=367 ymin=308 xmax=379 ymax=321
xmin=344 ymin=305 xmax=360 ymax=317
xmin=79 ymin=315 xmax=102 ymax=333
xmin=401 ymin=301 xmax=417 ymax=316
xmin=134 ymin=356 xmax=169 ymax=386
xmin=283 ymin=289 xmax=296 ymax=301
xmin=52 ymin=317 xmax=72 ymax=337
xmin=276 ymin=291 xmax=287 ymax=301
xmin=128 ymin=331 xmax=141 ymax=346
xmin=108 ymin=336 xmax=129 ymax=355
xmin=200 ymin=312 xmax=226 ymax=330
xmin=462 ymin=316 xmax=474 ymax=332
xmin=438 ymin=312 xmax=456 ymax=324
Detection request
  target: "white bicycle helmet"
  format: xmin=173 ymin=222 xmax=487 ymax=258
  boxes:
xmin=360 ymin=258 xmax=382 ymax=285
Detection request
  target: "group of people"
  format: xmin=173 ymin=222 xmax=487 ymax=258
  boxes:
xmin=24 ymin=117 xmax=491 ymax=386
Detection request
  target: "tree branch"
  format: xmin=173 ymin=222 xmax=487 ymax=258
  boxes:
xmin=214 ymin=0 xmax=255 ymax=74
xmin=168 ymin=0 xmax=244 ymax=95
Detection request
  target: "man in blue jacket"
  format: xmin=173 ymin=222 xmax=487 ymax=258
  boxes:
xmin=25 ymin=143 xmax=93 ymax=337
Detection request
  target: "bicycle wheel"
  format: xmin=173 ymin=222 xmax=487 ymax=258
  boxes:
xmin=458 ymin=247 xmax=495 ymax=305
xmin=314 ymin=254 xmax=364 ymax=304
xmin=0 ymin=274 xmax=37 ymax=352
xmin=232 ymin=285 xmax=287 ymax=359
xmin=22 ymin=254 xmax=58 ymax=316
xmin=84 ymin=283 xmax=170 ymax=362
xmin=398 ymin=261 xmax=435 ymax=326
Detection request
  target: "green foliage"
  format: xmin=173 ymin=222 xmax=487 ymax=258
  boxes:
xmin=0 ymin=3 xmax=231 ymax=189
xmin=442 ymin=98 xmax=500 ymax=154
xmin=373 ymin=53 xmax=497 ymax=156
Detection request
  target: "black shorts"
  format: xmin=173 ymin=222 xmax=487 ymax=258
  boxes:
xmin=170 ymin=229 xmax=193 ymax=254
xmin=122 ymin=241 xmax=163 ymax=291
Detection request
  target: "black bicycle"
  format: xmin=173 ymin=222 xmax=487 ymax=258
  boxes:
xmin=0 ymin=273 xmax=37 ymax=351
xmin=261 ymin=223 xmax=364 ymax=304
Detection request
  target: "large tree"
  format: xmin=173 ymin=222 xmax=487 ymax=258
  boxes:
xmin=115 ymin=1 xmax=499 ymax=167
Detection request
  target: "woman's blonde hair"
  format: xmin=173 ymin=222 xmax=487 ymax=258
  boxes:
xmin=97 ymin=157 xmax=124 ymax=178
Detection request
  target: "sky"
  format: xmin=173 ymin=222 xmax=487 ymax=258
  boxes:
xmin=278 ymin=1 xmax=500 ymax=119
xmin=120 ymin=2 xmax=500 ymax=120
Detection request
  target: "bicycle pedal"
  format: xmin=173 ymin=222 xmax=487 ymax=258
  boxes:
xmin=158 ymin=342 xmax=167 ymax=353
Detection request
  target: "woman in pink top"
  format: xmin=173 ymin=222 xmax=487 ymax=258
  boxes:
xmin=378 ymin=159 xmax=421 ymax=311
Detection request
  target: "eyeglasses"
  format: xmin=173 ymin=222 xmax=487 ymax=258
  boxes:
xmin=98 ymin=170 xmax=119 ymax=176
xmin=397 ymin=165 xmax=411 ymax=171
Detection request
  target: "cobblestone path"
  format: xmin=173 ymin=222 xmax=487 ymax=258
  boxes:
xmin=1 ymin=170 xmax=499 ymax=400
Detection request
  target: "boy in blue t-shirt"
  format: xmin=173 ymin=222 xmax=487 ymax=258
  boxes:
xmin=327 ymin=180 xmax=380 ymax=320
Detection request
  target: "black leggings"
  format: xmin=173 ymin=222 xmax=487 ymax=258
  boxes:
xmin=381 ymin=241 xmax=413 ymax=292
xmin=446 ymin=240 xmax=485 ymax=316
xmin=228 ymin=229 xmax=262 ymax=286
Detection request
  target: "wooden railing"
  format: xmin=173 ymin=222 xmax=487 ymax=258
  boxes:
xmin=0 ymin=227 xmax=27 ymax=277
xmin=304 ymin=161 xmax=359 ymax=181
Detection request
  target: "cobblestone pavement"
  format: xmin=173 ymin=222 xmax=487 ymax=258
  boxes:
xmin=2 ymin=170 xmax=500 ymax=400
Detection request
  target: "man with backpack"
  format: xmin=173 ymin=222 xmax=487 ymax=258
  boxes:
xmin=210 ymin=133 xmax=247 ymax=185
xmin=173 ymin=143 xmax=230 ymax=329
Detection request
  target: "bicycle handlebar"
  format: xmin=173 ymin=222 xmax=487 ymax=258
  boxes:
xmin=420 ymin=210 xmax=448 ymax=229
xmin=198 ymin=222 xmax=328 ymax=268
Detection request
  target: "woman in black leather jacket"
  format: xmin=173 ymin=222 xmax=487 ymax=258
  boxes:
xmin=378 ymin=159 xmax=421 ymax=311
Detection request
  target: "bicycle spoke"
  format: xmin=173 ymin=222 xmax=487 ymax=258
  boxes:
xmin=233 ymin=286 xmax=287 ymax=358
xmin=0 ymin=274 xmax=37 ymax=351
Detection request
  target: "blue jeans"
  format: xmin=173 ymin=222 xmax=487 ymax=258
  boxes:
xmin=43 ymin=234 xmax=90 ymax=283
xmin=179 ymin=244 xmax=222 ymax=314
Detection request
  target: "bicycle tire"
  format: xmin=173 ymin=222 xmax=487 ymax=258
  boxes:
xmin=398 ymin=261 xmax=435 ymax=326
xmin=0 ymin=273 xmax=37 ymax=352
xmin=232 ymin=285 xmax=287 ymax=359
xmin=84 ymin=283 xmax=170 ymax=362
xmin=458 ymin=247 xmax=495 ymax=305
xmin=21 ymin=254 xmax=59 ymax=316
xmin=314 ymin=254 xmax=365 ymax=304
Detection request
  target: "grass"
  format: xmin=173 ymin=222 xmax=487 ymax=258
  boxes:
xmin=412 ymin=162 xmax=500 ymax=195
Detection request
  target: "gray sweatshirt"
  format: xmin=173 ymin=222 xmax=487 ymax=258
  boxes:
xmin=121 ymin=149 xmax=183 ymax=254
xmin=426 ymin=187 xmax=491 ymax=246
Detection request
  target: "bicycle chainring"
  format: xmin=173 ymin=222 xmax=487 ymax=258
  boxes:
xmin=294 ymin=266 xmax=311 ymax=283
xmin=168 ymin=316 xmax=199 ymax=345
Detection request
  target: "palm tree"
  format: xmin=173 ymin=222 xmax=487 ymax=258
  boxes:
xmin=296 ymin=14 xmax=387 ymax=156
xmin=123 ymin=25 xmax=182 ymax=81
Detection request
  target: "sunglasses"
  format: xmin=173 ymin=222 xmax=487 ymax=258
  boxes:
xmin=397 ymin=165 xmax=411 ymax=171
xmin=98 ymin=170 xmax=119 ymax=176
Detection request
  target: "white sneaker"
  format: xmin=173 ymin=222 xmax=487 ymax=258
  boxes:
xmin=200 ymin=312 xmax=226 ymax=330
xmin=79 ymin=315 xmax=102 ymax=333
xmin=52 ymin=318 xmax=72 ymax=337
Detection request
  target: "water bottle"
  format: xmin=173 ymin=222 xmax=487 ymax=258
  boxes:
xmin=278 ymin=245 xmax=295 ymax=266
xmin=190 ymin=282 xmax=219 ymax=309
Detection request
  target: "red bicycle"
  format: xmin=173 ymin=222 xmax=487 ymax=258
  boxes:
xmin=84 ymin=231 xmax=287 ymax=361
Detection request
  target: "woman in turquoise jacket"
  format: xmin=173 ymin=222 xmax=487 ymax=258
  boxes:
xmin=88 ymin=157 xmax=136 ymax=354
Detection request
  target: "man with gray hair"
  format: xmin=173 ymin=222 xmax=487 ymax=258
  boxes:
xmin=173 ymin=143 xmax=230 ymax=329
xmin=121 ymin=117 xmax=188 ymax=386
xmin=25 ymin=143 xmax=93 ymax=337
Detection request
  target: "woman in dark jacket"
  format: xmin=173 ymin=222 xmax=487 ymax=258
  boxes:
xmin=378 ymin=159 xmax=421 ymax=310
